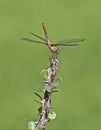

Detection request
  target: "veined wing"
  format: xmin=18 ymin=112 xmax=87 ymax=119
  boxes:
xmin=56 ymin=38 xmax=86 ymax=44
xmin=29 ymin=32 xmax=47 ymax=42
xmin=53 ymin=43 xmax=79 ymax=46
xmin=21 ymin=38 xmax=47 ymax=45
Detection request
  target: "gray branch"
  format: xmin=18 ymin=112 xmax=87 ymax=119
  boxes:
xmin=37 ymin=58 xmax=59 ymax=130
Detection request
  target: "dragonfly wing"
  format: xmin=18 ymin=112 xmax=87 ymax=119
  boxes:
xmin=29 ymin=32 xmax=47 ymax=42
xmin=53 ymin=43 xmax=79 ymax=46
xmin=56 ymin=38 xmax=86 ymax=44
xmin=21 ymin=38 xmax=47 ymax=45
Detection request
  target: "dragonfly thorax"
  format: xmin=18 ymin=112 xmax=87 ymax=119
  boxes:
xmin=49 ymin=46 xmax=60 ymax=55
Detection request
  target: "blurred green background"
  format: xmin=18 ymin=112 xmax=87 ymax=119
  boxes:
xmin=0 ymin=0 xmax=101 ymax=130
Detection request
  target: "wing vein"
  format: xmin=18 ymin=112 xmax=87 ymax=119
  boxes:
xmin=29 ymin=32 xmax=47 ymax=42
xmin=21 ymin=38 xmax=47 ymax=45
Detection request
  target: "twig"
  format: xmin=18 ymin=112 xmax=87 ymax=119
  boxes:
xmin=37 ymin=58 xmax=59 ymax=130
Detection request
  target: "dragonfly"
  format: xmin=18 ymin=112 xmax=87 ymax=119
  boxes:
xmin=22 ymin=23 xmax=85 ymax=55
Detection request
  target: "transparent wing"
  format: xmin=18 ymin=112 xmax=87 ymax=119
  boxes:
xmin=56 ymin=38 xmax=86 ymax=44
xmin=29 ymin=32 xmax=47 ymax=42
xmin=21 ymin=38 xmax=47 ymax=45
xmin=53 ymin=43 xmax=79 ymax=46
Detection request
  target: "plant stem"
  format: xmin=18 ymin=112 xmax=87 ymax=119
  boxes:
xmin=37 ymin=58 xmax=59 ymax=130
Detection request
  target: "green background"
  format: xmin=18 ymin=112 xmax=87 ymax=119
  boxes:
xmin=0 ymin=0 xmax=101 ymax=130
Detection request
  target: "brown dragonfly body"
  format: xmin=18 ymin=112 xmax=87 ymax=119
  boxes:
xmin=22 ymin=23 xmax=85 ymax=55
xmin=42 ymin=23 xmax=59 ymax=54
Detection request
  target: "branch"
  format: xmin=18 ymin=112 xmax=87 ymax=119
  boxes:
xmin=37 ymin=58 xmax=59 ymax=130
